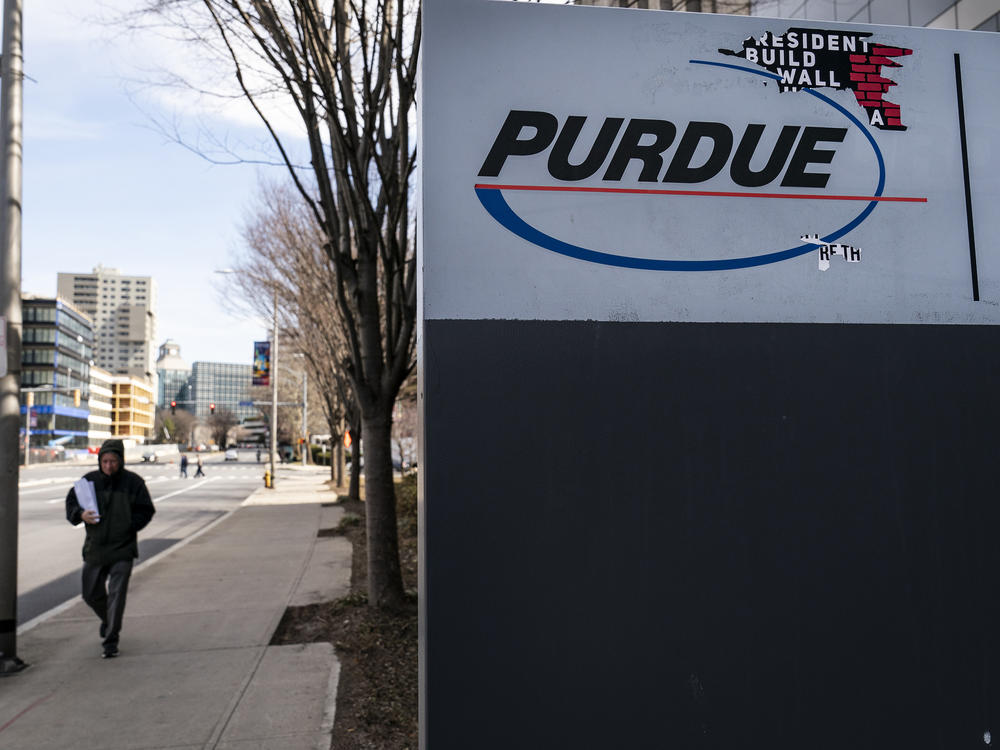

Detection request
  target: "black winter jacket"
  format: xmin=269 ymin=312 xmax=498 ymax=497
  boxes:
xmin=66 ymin=467 xmax=155 ymax=566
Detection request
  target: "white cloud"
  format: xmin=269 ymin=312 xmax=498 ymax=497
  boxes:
xmin=29 ymin=0 xmax=306 ymax=150
xmin=29 ymin=112 xmax=104 ymax=142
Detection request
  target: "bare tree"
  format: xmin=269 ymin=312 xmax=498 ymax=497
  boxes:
xmin=154 ymin=409 xmax=174 ymax=444
xmin=157 ymin=407 xmax=198 ymax=446
xmin=131 ymin=0 xmax=418 ymax=609
xmin=236 ymin=180 xmax=362 ymax=495
xmin=208 ymin=407 xmax=240 ymax=448
xmin=250 ymin=379 xmax=300 ymax=443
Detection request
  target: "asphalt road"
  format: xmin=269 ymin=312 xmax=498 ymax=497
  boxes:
xmin=15 ymin=452 xmax=268 ymax=627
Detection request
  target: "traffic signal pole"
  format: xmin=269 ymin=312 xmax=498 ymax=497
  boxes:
xmin=0 ymin=0 xmax=26 ymax=675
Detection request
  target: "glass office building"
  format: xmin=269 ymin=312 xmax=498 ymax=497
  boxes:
xmin=577 ymin=0 xmax=1000 ymax=31
xmin=190 ymin=361 xmax=257 ymax=421
xmin=748 ymin=0 xmax=998 ymax=30
xmin=21 ymin=296 xmax=94 ymax=450
xmin=156 ymin=339 xmax=192 ymax=409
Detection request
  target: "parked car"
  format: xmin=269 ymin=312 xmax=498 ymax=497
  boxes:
xmin=142 ymin=449 xmax=158 ymax=463
xmin=224 ymin=448 xmax=239 ymax=461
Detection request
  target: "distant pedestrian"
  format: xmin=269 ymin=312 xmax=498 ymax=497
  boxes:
xmin=256 ymin=448 xmax=261 ymax=463
xmin=194 ymin=455 xmax=205 ymax=477
xmin=65 ymin=439 xmax=156 ymax=659
xmin=180 ymin=453 xmax=188 ymax=478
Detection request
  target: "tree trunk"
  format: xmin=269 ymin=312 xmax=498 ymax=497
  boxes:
xmin=362 ymin=411 xmax=406 ymax=609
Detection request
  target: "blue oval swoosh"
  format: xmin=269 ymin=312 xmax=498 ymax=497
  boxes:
xmin=476 ymin=59 xmax=885 ymax=271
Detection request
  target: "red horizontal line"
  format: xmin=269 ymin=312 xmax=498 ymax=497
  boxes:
xmin=475 ymin=183 xmax=926 ymax=203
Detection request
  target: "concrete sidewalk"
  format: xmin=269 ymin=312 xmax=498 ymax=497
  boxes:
xmin=0 ymin=464 xmax=351 ymax=750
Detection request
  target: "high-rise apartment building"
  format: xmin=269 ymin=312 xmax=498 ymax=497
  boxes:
xmin=20 ymin=296 xmax=93 ymax=452
xmin=56 ymin=265 xmax=158 ymax=382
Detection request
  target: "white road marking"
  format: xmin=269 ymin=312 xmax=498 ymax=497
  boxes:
xmin=35 ymin=470 xmax=259 ymax=503
xmin=22 ymin=485 xmax=72 ymax=496
xmin=19 ymin=478 xmax=68 ymax=488
xmin=152 ymin=476 xmax=219 ymax=503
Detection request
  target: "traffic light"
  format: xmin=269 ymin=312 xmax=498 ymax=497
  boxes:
xmin=210 ymin=403 xmax=216 ymax=415
xmin=170 ymin=400 xmax=176 ymax=414
xmin=26 ymin=391 xmax=33 ymax=408
xmin=73 ymin=389 xmax=81 ymax=407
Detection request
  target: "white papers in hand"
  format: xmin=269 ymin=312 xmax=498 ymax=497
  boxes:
xmin=73 ymin=478 xmax=99 ymax=520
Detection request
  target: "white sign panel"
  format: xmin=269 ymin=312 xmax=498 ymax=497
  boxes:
xmin=420 ymin=3 xmax=1000 ymax=324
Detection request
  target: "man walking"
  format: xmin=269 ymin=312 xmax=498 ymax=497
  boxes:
xmin=66 ymin=439 xmax=156 ymax=658
xmin=194 ymin=455 xmax=205 ymax=477
xmin=180 ymin=453 xmax=188 ymax=478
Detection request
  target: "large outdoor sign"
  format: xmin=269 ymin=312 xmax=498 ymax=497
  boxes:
xmin=421 ymin=3 xmax=999 ymax=323
xmin=419 ymin=5 xmax=1000 ymax=748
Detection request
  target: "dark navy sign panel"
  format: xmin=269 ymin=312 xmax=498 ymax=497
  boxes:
xmin=423 ymin=319 xmax=1000 ymax=749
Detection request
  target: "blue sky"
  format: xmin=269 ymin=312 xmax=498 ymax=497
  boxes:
xmin=20 ymin=1 xmax=288 ymax=367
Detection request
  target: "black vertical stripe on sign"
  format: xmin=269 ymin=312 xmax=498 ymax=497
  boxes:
xmin=953 ymin=53 xmax=980 ymax=302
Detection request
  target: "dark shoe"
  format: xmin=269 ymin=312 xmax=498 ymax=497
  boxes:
xmin=102 ymin=645 xmax=119 ymax=659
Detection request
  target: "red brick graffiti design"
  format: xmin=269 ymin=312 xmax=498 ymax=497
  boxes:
xmin=849 ymin=46 xmax=913 ymax=130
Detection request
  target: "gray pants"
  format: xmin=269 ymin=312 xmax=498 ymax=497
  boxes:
xmin=81 ymin=559 xmax=133 ymax=646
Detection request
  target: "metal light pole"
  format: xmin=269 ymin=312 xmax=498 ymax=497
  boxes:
xmin=215 ymin=268 xmax=279 ymax=488
xmin=0 ymin=0 xmax=26 ymax=675
xmin=291 ymin=352 xmax=307 ymax=465
xmin=269 ymin=287 xmax=278 ymax=485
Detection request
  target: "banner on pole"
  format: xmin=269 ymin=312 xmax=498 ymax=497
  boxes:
xmin=252 ymin=341 xmax=271 ymax=386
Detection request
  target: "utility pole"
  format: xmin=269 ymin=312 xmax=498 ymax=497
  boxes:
xmin=0 ymin=0 xmax=26 ymax=675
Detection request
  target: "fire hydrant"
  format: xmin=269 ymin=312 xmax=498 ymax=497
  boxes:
xmin=264 ymin=471 xmax=272 ymax=489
